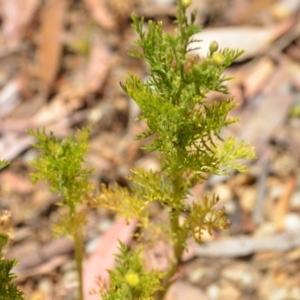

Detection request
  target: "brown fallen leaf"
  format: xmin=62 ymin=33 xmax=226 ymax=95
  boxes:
xmin=243 ymin=57 xmax=275 ymax=99
xmin=0 ymin=170 xmax=33 ymax=194
xmin=136 ymin=4 xmax=177 ymax=19
xmin=238 ymin=64 xmax=292 ymax=157
xmin=85 ymin=40 xmax=112 ymax=94
xmin=0 ymin=76 xmax=25 ymax=117
xmin=234 ymin=0 xmax=274 ymax=23
xmin=0 ymin=133 xmax=35 ymax=161
xmin=36 ymin=0 xmax=68 ymax=92
xmin=83 ymin=0 xmax=117 ymax=31
xmin=1 ymin=0 xmax=40 ymax=52
xmin=32 ymin=84 xmax=84 ymax=126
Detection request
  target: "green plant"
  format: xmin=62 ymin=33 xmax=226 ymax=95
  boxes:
xmin=0 ymin=161 xmax=24 ymax=300
xmin=0 ymin=202 xmax=25 ymax=300
xmin=99 ymin=242 xmax=164 ymax=300
xmin=7 ymin=0 xmax=255 ymax=298
xmin=92 ymin=0 xmax=255 ymax=298
xmin=28 ymin=128 xmax=93 ymax=300
xmin=0 ymin=160 xmax=9 ymax=169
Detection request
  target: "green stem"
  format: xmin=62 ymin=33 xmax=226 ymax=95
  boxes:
xmin=156 ymin=173 xmax=185 ymax=300
xmin=74 ymin=231 xmax=84 ymax=300
xmin=171 ymin=212 xmax=185 ymax=264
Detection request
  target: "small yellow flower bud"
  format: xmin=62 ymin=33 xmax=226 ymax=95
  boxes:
xmin=212 ymin=52 xmax=224 ymax=66
xmin=209 ymin=41 xmax=219 ymax=54
xmin=125 ymin=271 xmax=139 ymax=287
xmin=181 ymin=0 xmax=192 ymax=9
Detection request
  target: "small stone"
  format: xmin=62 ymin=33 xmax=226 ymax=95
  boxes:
xmin=219 ymin=280 xmax=241 ymax=300
xmin=38 ymin=277 xmax=53 ymax=296
xmin=165 ymin=280 xmax=209 ymax=300
xmin=188 ymin=267 xmax=206 ymax=283
xmin=224 ymin=201 xmax=237 ymax=215
xmin=221 ymin=263 xmax=256 ymax=288
xmin=213 ymin=184 xmax=233 ymax=203
xmin=98 ymin=219 xmax=113 ymax=233
xmin=270 ymin=287 xmax=289 ymax=300
xmin=240 ymin=187 xmax=256 ymax=213
xmin=62 ymin=269 xmax=78 ymax=286
xmin=284 ymin=213 xmax=300 ymax=230
xmin=254 ymin=222 xmax=276 ymax=237
xmin=269 ymin=184 xmax=284 ymax=199
xmin=206 ymin=284 xmax=220 ymax=300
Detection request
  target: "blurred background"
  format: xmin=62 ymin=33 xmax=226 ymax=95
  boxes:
xmin=1 ymin=0 xmax=300 ymax=299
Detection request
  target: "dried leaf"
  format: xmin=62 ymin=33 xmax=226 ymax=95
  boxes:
xmin=188 ymin=22 xmax=293 ymax=61
xmin=235 ymin=0 xmax=274 ymax=23
xmin=85 ymin=40 xmax=111 ymax=93
xmin=0 ymin=133 xmax=35 ymax=161
xmin=0 ymin=76 xmax=24 ymax=117
xmin=36 ymin=0 xmax=68 ymax=91
xmin=83 ymin=0 xmax=117 ymax=31
xmin=1 ymin=0 xmax=40 ymax=51
xmin=243 ymin=57 xmax=275 ymax=98
xmin=238 ymin=66 xmax=292 ymax=156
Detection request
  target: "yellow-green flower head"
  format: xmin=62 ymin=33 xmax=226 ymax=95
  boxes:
xmin=125 ymin=271 xmax=140 ymax=287
xmin=181 ymin=0 xmax=192 ymax=9
xmin=212 ymin=52 xmax=224 ymax=66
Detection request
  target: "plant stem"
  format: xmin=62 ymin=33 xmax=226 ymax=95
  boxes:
xmin=156 ymin=173 xmax=186 ymax=300
xmin=74 ymin=231 xmax=84 ymax=300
